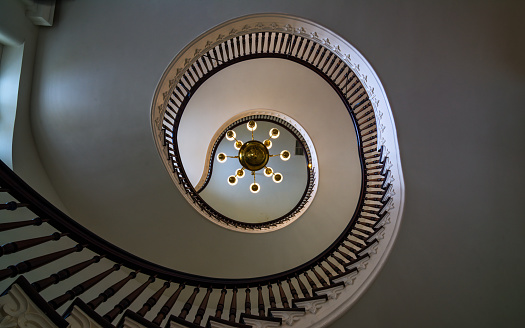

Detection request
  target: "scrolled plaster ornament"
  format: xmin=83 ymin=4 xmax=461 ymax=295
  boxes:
xmin=315 ymin=284 xmax=345 ymax=300
xmin=270 ymin=310 xmax=305 ymax=326
xmin=294 ymin=298 xmax=326 ymax=314
xmin=0 ymin=285 xmax=57 ymax=328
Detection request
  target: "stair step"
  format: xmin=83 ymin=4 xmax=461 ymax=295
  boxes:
xmin=357 ymin=239 xmax=379 ymax=257
xmin=312 ymin=282 xmax=345 ymax=300
xmin=206 ymin=316 xmax=251 ymax=328
xmin=291 ymin=295 xmax=328 ymax=314
xmin=330 ymin=268 xmax=359 ymax=286
xmin=63 ymin=298 xmax=114 ymax=328
xmin=117 ymin=309 xmax=160 ymax=328
xmin=0 ymin=276 xmax=68 ymax=328
xmin=240 ymin=313 xmax=281 ymax=328
xmin=268 ymin=307 xmax=305 ymax=326
xmin=166 ymin=315 xmax=203 ymax=328
xmin=345 ymin=254 xmax=371 ymax=272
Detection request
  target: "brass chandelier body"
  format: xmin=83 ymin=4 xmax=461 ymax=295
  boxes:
xmin=217 ymin=120 xmax=290 ymax=193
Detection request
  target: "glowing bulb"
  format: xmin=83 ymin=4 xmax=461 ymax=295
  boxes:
xmin=247 ymin=120 xmax=257 ymax=132
xmin=263 ymin=139 xmax=272 ymax=149
xmin=269 ymin=128 xmax=280 ymax=139
xmin=250 ymin=182 xmax=260 ymax=193
xmin=234 ymin=140 xmax=243 ymax=150
xmin=280 ymin=150 xmax=291 ymax=161
xmin=228 ymin=175 xmax=238 ymax=186
xmin=264 ymin=167 xmax=273 ymax=177
xmin=236 ymin=169 xmax=245 ymax=178
xmin=226 ymin=130 xmax=236 ymax=141
xmin=217 ymin=153 xmax=227 ymax=163
xmin=273 ymin=173 xmax=283 ymax=183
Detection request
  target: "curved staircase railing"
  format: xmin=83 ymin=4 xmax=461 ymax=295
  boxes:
xmin=0 ymin=142 xmax=390 ymax=328
xmin=156 ymin=28 xmax=383 ymax=231
xmin=0 ymin=19 xmax=396 ymax=328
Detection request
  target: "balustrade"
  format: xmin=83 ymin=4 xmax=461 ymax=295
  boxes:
xmin=0 ymin=27 xmax=393 ymax=327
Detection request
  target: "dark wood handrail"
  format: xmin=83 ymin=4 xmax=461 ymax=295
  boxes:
xmin=0 ymin=29 xmax=393 ymax=328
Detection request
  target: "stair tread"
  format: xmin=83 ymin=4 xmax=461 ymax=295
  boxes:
xmin=117 ymin=309 xmax=160 ymax=328
xmin=206 ymin=316 xmax=251 ymax=328
xmin=64 ymin=298 xmax=114 ymax=328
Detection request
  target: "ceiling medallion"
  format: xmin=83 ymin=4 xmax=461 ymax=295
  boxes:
xmin=217 ymin=121 xmax=290 ymax=193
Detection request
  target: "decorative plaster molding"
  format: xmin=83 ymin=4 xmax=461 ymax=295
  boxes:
xmin=269 ymin=310 xmax=305 ymax=326
xmin=346 ymin=256 xmax=370 ymax=272
xmin=66 ymin=306 xmax=104 ymax=328
xmin=241 ymin=318 xmax=280 ymax=328
xmin=314 ymin=284 xmax=345 ymax=300
xmin=293 ymin=297 xmax=327 ymax=315
xmin=0 ymin=284 xmax=57 ymax=328
xmin=332 ymin=269 xmax=359 ymax=286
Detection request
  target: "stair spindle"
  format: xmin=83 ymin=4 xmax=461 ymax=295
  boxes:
xmin=267 ymin=284 xmax=276 ymax=308
xmin=277 ymin=282 xmax=289 ymax=308
xmin=312 ymin=267 xmax=328 ymax=286
xmin=326 ymin=258 xmax=343 ymax=274
xmin=318 ymin=263 xmax=333 ymax=279
xmin=336 ymin=249 xmax=354 ymax=262
xmin=215 ymin=288 xmax=227 ymax=318
xmin=152 ymin=283 xmax=185 ymax=325
xmin=286 ymin=278 xmax=299 ymax=300
xmin=0 ymin=232 xmax=67 ymax=257
xmin=193 ymin=287 xmax=212 ymax=325
xmin=229 ymin=287 xmax=237 ymax=322
xmin=331 ymin=253 xmax=348 ymax=267
xmin=49 ymin=264 xmax=121 ymax=310
xmin=179 ymin=286 xmax=199 ymax=320
xmin=304 ymin=272 xmax=318 ymax=289
xmin=0 ymin=244 xmax=84 ymax=281
xmin=87 ymin=270 xmax=138 ymax=310
xmin=257 ymin=286 xmax=265 ymax=316
xmin=103 ymin=275 xmax=155 ymax=322
xmin=0 ymin=201 xmax=28 ymax=211
xmin=244 ymin=288 xmax=251 ymax=315
xmin=32 ymin=255 xmax=103 ymax=292
xmin=0 ymin=218 xmax=47 ymax=232
xmin=137 ymin=281 xmax=171 ymax=317
xmin=295 ymin=275 xmax=311 ymax=298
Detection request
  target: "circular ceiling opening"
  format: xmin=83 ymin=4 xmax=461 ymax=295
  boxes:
xmin=193 ymin=113 xmax=318 ymax=225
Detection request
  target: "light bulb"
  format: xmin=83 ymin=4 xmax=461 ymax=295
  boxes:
xmin=269 ymin=128 xmax=280 ymax=139
xmin=217 ymin=153 xmax=227 ymax=163
xmin=226 ymin=130 xmax=236 ymax=141
xmin=236 ymin=169 xmax=245 ymax=178
xmin=263 ymin=139 xmax=272 ymax=149
xmin=247 ymin=120 xmax=257 ymax=131
xmin=280 ymin=150 xmax=291 ymax=161
xmin=250 ymin=182 xmax=260 ymax=193
xmin=273 ymin=173 xmax=283 ymax=183
xmin=228 ymin=175 xmax=238 ymax=186
xmin=264 ymin=167 xmax=273 ymax=177
xmin=234 ymin=140 xmax=243 ymax=150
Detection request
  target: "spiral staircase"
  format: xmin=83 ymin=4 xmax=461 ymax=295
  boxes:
xmin=0 ymin=8 xmax=404 ymax=328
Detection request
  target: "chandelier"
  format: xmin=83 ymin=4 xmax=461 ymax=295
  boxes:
xmin=217 ymin=120 xmax=291 ymax=193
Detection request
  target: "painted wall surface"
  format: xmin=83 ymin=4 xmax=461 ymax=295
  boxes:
xmin=2 ymin=0 xmax=524 ymax=327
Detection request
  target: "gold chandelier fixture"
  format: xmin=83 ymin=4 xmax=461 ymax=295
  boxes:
xmin=217 ymin=120 xmax=290 ymax=193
